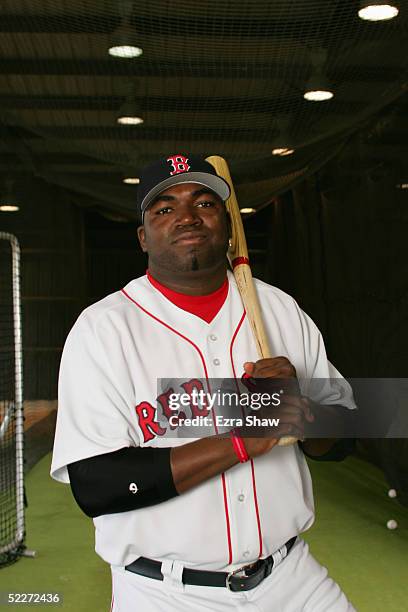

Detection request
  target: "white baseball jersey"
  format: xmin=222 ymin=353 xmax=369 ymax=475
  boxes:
xmin=51 ymin=271 xmax=355 ymax=571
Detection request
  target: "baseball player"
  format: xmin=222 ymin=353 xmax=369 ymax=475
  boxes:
xmin=51 ymin=154 xmax=356 ymax=611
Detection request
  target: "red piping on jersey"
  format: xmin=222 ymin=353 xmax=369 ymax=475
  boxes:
xmin=221 ymin=473 xmax=233 ymax=564
xmin=120 ymin=286 xmax=233 ymax=565
xmin=229 ymin=312 xmax=247 ymax=420
xmin=229 ymin=309 xmax=264 ymax=559
xmin=250 ymin=460 xmax=263 ymax=558
xmin=229 ymin=311 xmax=247 ymax=374
xmin=121 ymin=288 xmax=211 ymax=378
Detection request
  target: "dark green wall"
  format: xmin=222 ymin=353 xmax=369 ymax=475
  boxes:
xmin=0 ymin=178 xmax=144 ymax=399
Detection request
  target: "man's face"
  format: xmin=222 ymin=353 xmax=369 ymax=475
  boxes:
xmin=137 ymin=182 xmax=230 ymax=273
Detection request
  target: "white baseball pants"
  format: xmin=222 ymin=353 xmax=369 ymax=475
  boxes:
xmin=110 ymin=539 xmax=356 ymax=612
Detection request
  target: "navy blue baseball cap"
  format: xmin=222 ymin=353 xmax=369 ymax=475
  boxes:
xmin=137 ymin=154 xmax=231 ymax=221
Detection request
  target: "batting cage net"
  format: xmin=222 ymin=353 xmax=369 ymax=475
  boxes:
xmin=0 ymin=233 xmax=24 ymax=566
xmin=0 ymin=1 xmax=406 ymax=219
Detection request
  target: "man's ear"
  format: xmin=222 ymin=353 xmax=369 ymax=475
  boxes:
xmin=137 ymin=225 xmax=147 ymax=253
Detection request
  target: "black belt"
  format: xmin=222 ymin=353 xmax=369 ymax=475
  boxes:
xmin=125 ymin=536 xmax=297 ymax=592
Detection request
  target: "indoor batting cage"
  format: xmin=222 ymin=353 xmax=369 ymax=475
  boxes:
xmin=0 ymin=232 xmax=24 ymax=567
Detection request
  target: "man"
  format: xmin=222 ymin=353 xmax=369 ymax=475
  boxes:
xmin=51 ymin=154 xmax=356 ymax=611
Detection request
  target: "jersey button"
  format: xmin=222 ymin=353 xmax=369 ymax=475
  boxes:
xmin=209 ymin=334 xmax=217 ymax=341
xmin=243 ymin=550 xmax=250 ymax=558
xmin=213 ymin=358 xmax=220 ymax=366
xmin=238 ymin=494 xmax=245 ymax=502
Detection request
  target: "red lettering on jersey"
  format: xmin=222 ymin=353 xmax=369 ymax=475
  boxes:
xmin=167 ymin=155 xmax=190 ymax=176
xmin=135 ymin=402 xmax=167 ymax=443
xmin=181 ymin=379 xmax=209 ymax=418
xmin=157 ymin=387 xmax=186 ymax=429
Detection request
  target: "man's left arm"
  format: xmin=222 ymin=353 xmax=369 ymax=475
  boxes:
xmin=299 ymin=402 xmax=356 ymax=460
xmin=243 ymin=359 xmax=357 ymax=461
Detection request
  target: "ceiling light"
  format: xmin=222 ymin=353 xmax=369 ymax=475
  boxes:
xmin=272 ymin=147 xmax=295 ymax=157
xmin=108 ymin=2 xmax=142 ymax=58
xmin=304 ymin=73 xmax=334 ymax=101
xmin=0 ymin=181 xmax=20 ymax=212
xmin=304 ymin=89 xmax=334 ymax=101
xmin=117 ymin=115 xmax=143 ymax=125
xmin=396 ymin=183 xmax=408 ymax=189
xmin=123 ymin=177 xmax=140 ymax=184
xmin=117 ymin=98 xmax=144 ymax=125
xmin=109 ymin=44 xmax=143 ymax=59
xmin=108 ymin=24 xmax=142 ymax=58
xmin=0 ymin=204 xmax=19 ymax=212
xmin=304 ymin=49 xmax=334 ymax=102
xmin=240 ymin=207 xmax=256 ymax=214
xmin=270 ymin=118 xmax=295 ymax=156
xmin=358 ymin=2 xmax=399 ymax=21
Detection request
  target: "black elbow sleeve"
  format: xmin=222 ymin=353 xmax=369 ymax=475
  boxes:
xmin=299 ymin=438 xmax=356 ymax=462
xmin=67 ymin=446 xmax=178 ymax=518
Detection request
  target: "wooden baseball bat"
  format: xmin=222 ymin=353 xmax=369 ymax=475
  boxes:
xmin=206 ymin=155 xmax=297 ymax=447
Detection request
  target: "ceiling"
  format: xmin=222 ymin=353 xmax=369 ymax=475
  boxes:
xmin=0 ymin=0 xmax=407 ymax=220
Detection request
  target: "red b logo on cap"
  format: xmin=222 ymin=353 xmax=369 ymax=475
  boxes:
xmin=167 ymin=155 xmax=190 ymax=176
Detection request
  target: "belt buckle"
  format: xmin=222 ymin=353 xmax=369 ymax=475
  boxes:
xmin=225 ymin=562 xmax=255 ymax=591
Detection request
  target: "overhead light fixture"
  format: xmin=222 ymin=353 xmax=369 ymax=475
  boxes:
xmin=0 ymin=205 xmax=19 ymax=212
xmin=123 ymin=177 xmax=140 ymax=184
xmin=109 ymin=44 xmax=143 ymax=59
xmin=304 ymin=48 xmax=334 ymax=102
xmin=304 ymin=89 xmax=334 ymax=102
xmin=117 ymin=87 xmax=144 ymax=125
xmin=108 ymin=1 xmax=142 ymax=58
xmin=358 ymin=2 xmax=399 ymax=21
xmin=240 ymin=207 xmax=256 ymax=214
xmin=272 ymin=147 xmax=295 ymax=157
xmin=304 ymin=74 xmax=334 ymax=101
xmin=108 ymin=25 xmax=143 ymax=58
xmin=271 ymin=118 xmax=295 ymax=156
xmin=396 ymin=183 xmax=408 ymax=189
xmin=117 ymin=103 xmax=144 ymax=125
xmin=0 ymin=181 xmax=20 ymax=212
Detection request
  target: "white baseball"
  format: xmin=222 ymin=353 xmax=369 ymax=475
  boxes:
xmin=388 ymin=488 xmax=397 ymax=498
xmin=386 ymin=519 xmax=398 ymax=530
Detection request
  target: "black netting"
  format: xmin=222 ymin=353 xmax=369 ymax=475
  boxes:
xmin=0 ymin=239 xmax=23 ymax=566
xmin=0 ymin=0 xmax=406 ymax=218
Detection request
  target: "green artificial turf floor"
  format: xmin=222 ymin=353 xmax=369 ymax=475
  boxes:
xmin=0 ymin=453 xmax=407 ymax=611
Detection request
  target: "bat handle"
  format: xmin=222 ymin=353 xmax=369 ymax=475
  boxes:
xmin=278 ymin=435 xmax=298 ymax=446
xmin=259 ymin=344 xmax=298 ymax=447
